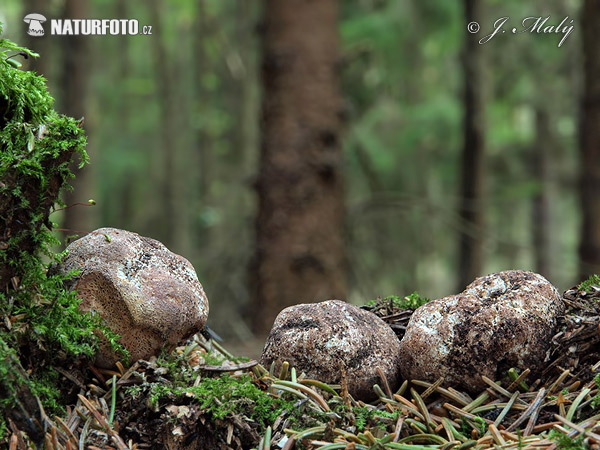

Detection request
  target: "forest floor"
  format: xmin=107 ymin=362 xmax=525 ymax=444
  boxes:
xmin=8 ymin=278 xmax=600 ymax=450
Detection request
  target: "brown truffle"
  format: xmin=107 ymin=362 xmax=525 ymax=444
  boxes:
xmin=261 ymin=300 xmax=402 ymax=401
xmin=398 ymin=270 xmax=564 ymax=391
xmin=60 ymin=227 xmax=209 ymax=367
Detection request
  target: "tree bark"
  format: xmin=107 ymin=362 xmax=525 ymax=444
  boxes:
xmin=578 ymin=0 xmax=600 ymax=280
xmin=457 ymin=0 xmax=486 ymax=291
xmin=250 ymin=0 xmax=347 ymax=335
xmin=60 ymin=0 xmax=95 ymax=236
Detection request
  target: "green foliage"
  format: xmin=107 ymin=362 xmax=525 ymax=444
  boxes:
xmin=0 ymin=419 xmax=7 ymax=441
xmin=548 ymin=430 xmax=587 ymax=450
xmin=28 ymin=367 xmax=62 ymax=414
xmin=0 ymin=26 xmax=126 ymax=432
xmin=578 ymin=274 xmax=600 ymax=294
xmin=0 ymin=34 xmax=51 ymax=127
xmin=156 ymin=350 xmax=193 ymax=385
xmin=460 ymin=416 xmax=487 ymax=437
xmin=366 ymin=291 xmax=430 ymax=309
xmin=352 ymin=406 xmax=399 ymax=432
xmin=2 ymin=263 xmax=128 ymax=363
xmin=150 ymin=374 xmax=294 ymax=430
xmin=124 ymin=384 xmax=143 ymax=399
xmin=402 ymin=291 xmax=431 ymax=308
xmin=0 ymin=337 xmax=20 ymax=408
xmin=591 ymin=373 xmax=600 ymax=409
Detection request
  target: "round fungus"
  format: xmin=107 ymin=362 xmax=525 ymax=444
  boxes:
xmin=60 ymin=227 xmax=209 ymax=367
xmin=398 ymin=270 xmax=564 ymax=391
xmin=261 ymin=300 xmax=402 ymax=401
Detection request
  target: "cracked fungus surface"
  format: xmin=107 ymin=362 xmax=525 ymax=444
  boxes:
xmin=60 ymin=227 xmax=209 ymax=367
xmin=261 ymin=300 xmax=402 ymax=401
xmin=399 ymin=270 xmax=564 ymax=392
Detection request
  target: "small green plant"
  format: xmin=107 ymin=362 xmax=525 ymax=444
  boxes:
xmin=352 ymin=406 xmax=399 ymax=431
xmin=149 ymin=374 xmax=296 ymax=430
xmin=0 ymin=420 xmax=7 ymax=441
xmin=591 ymin=373 xmax=600 ymax=409
xmin=460 ymin=416 xmax=487 ymax=437
xmin=125 ymin=384 xmax=143 ymax=399
xmin=402 ymin=291 xmax=431 ymax=308
xmin=548 ymin=429 xmax=587 ymax=450
xmin=578 ymin=274 xmax=600 ymax=294
xmin=353 ymin=406 xmax=369 ymax=430
xmin=365 ymin=292 xmax=431 ymax=309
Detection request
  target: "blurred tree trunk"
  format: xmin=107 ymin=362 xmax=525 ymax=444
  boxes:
xmin=149 ymin=0 xmax=180 ymax=248
xmin=578 ymin=0 xmax=600 ymax=280
xmin=232 ymin=0 xmax=259 ymax=172
xmin=532 ymin=109 xmax=552 ymax=279
xmin=457 ymin=0 xmax=486 ymax=290
xmin=117 ymin=0 xmax=134 ymax=227
xmin=250 ymin=0 xmax=347 ymax=335
xmin=60 ymin=0 xmax=95 ymax=237
xmin=193 ymin=0 xmax=211 ymax=205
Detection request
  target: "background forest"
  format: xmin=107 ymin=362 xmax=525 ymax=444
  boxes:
xmin=0 ymin=0 xmax=594 ymax=352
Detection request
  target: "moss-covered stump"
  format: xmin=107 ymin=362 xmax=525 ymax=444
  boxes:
xmin=0 ymin=26 xmax=125 ymax=443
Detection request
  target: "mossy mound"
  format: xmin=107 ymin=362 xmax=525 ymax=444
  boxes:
xmin=0 ymin=25 xmax=125 ymax=441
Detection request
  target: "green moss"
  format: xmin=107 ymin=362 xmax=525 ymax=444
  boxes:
xmin=0 ymin=420 xmax=7 ymax=441
xmin=460 ymin=416 xmax=487 ymax=437
xmin=548 ymin=430 xmax=587 ymax=450
xmin=0 ymin=32 xmax=51 ymax=125
xmin=200 ymin=352 xmax=228 ymax=366
xmin=351 ymin=406 xmax=399 ymax=432
xmin=0 ymin=337 xmax=20 ymax=408
xmin=198 ymin=352 xmax=250 ymax=366
xmin=28 ymin=367 xmax=62 ymax=414
xmin=124 ymin=384 xmax=143 ymax=399
xmin=156 ymin=351 xmax=193 ymax=385
xmin=0 ymin=25 xmax=127 ymax=434
xmin=354 ymin=406 xmax=368 ymax=431
xmin=578 ymin=274 xmax=600 ymax=294
xmin=365 ymin=291 xmax=431 ymax=309
xmin=591 ymin=373 xmax=600 ymax=409
xmin=150 ymin=374 xmax=296 ymax=430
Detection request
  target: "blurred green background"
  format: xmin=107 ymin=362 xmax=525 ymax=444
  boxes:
xmin=0 ymin=0 xmax=589 ymax=348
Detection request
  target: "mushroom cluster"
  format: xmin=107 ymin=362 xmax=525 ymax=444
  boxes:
xmin=260 ymin=270 xmax=565 ymax=398
xmin=62 ymin=227 xmax=564 ymax=399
